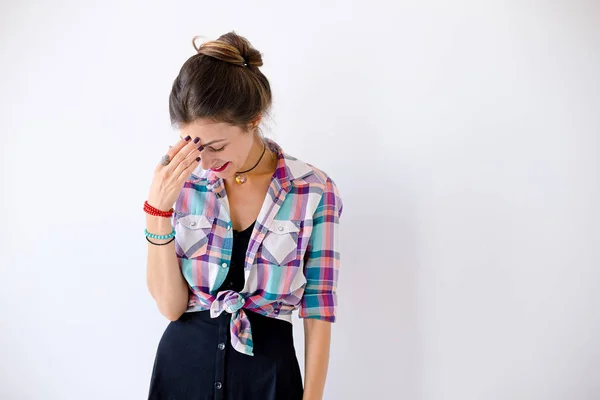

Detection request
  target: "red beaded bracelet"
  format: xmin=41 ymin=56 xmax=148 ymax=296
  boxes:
xmin=144 ymin=201 xmax=174 ymax=218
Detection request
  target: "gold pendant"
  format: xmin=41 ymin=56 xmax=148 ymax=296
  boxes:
xmin=235 ymin=174 xmax=247 ymax=184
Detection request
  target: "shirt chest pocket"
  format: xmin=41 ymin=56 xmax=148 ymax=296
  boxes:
xmin=261 ymin=220 xmax=301 ymax=266
xmin=174 ymin=214 xmax=215 ymax=259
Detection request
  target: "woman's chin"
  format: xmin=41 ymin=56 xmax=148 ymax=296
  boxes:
xmin=212 ymin=166 xmax=236 ymax=179
xmin=217 ymin=172 xmax=235 ymax=180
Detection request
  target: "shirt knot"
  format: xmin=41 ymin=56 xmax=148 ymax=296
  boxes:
xmin=211 ymin=290 xmax=245 ymax=315
xmin=210 ymin=290 xmax=254 ymax=356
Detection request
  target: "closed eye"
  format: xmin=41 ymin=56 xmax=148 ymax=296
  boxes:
xmin=208 ymin=146 xmax=226 ymax=152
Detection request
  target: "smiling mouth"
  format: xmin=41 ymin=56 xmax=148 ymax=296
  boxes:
xmin=210 ymin=162 xmax=230 ymax=172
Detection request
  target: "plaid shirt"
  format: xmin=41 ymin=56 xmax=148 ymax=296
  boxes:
xmin=172 ymin=139 xmax=343 ymax=355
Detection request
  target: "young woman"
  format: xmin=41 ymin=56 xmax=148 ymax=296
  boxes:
xmin=145 ymin=32 xmax=343 ymax=400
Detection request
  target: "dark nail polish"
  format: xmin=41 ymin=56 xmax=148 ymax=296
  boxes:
xmin=193 ymin=137 xmax=200 ymax=144
xmin=196 ymin=157 xmax=201 ymax=162
xmin=184 ymin=135 xmax=191 ymax=141
xmin=198 ymin=145 xmax=204 ymax=151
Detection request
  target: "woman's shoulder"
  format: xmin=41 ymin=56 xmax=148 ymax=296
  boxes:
xmin=279 ymin=149 xmax=342 ymax=213
xmin=280 ymin=151 xmax=336 ymax=187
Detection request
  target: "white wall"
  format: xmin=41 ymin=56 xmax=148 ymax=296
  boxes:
xmin=1 ymin=1 xmax=599 ymax=399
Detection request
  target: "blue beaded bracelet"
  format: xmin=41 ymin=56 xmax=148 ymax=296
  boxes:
xmin=144 ymin=228 xmax=176 ymax=240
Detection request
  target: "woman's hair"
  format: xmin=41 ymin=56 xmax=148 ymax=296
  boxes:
xmin=169 ymin=31 xmax=272 ymax=130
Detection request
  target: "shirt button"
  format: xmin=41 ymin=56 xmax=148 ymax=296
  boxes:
xmin=221 ymin=262 xmax=228 ymax=268
xmin=278 ymin=226 xmax=284 ymax=231
xmin=191 ymin=222 xmax=197 ymax=227
xmin=227 ymin=224 xmax=232 ymax=230
xmin=218 ymin=343 xmax=225 ymax=350
xmin=215 ymin=382 xmax=222 ymax=390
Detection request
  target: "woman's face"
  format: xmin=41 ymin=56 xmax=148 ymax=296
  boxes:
xmin=179 ymin=119 xmax=257 ymax=179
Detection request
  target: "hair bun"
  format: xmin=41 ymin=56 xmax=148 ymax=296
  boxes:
xmin=192 ymin=31 xmax=263 ymax=68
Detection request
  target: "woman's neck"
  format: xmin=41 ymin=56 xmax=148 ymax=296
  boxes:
xmin=224 ymin=137 xmax=278 ymax=184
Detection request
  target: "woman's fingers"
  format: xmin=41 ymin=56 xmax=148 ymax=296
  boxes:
xmin=155 ymin=135 xmax=191 ymax=171
xmin=173 ymin=141 xmax=204 ymax=179
xmin=172 ymin=137 xmax=204 ymax=179
xmin=164 ymin=137 xmax=203 ymax=173
xmin=175 ymin=154 xmax=202 ymax=182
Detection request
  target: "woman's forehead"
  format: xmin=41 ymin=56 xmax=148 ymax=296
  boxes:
xmin=179 ymin=120 xmax=240 ymax=142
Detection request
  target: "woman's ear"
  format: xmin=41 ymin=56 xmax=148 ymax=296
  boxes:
xmin=248 ymin=114 xmax=262 ymax=130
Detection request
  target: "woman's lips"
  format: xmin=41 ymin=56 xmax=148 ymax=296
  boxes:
xmin=210 ymin=162 xmax=230 ymax=172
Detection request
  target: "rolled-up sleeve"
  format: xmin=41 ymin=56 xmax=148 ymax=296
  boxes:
xmin=299 ymin=177 xmax=343 ymax=322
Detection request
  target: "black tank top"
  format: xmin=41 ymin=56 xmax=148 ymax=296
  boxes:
xmin=217 ymin=221 xmax=255 ymax=292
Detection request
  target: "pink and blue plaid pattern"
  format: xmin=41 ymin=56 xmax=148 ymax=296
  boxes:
xmin=171 ymin=140 xmax=343 ymax=355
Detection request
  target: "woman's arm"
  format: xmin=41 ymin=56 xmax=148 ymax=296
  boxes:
xmin=303 ymin=318 xmax=332 ymax=400
xmin=299 ymin=175 xmax=343 ymax=399
xmin=146 ymin=214 xmax=189 ymax=321
xmin=145 ymin=137 xmax=202 ymax=321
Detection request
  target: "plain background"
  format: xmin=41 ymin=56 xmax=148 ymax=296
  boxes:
xmin=1 ymin=0 xmax=599 ymax=399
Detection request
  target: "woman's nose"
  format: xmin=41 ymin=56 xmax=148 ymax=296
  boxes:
xmin=200 ymin=155 xmax=213 ymax=171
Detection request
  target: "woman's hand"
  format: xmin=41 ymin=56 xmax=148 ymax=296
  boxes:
xmin=147 ymin=136 xmax=203 ymax=211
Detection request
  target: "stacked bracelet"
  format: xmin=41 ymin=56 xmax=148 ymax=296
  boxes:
xmin=146 ymin=236 xmax=175 ymax=246
xmin=144 ymin=201 xmax=174 ymax=218
xmin=144 ymin=228 xmax=176 ymax=240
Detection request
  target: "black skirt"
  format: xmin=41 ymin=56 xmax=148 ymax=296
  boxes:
xmin=148 ymin=309 xmax=304 ymax=400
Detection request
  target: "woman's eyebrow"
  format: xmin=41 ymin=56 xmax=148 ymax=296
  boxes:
xmin=179 ymin=137 xmax=226 ymax=146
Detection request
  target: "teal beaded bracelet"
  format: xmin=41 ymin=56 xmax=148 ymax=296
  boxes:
xmin=144 ymin=228 xmax=176 ymax=240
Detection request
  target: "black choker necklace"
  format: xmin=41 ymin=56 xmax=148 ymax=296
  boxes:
xmin=235 ymin=142 xmax=267 ymax=184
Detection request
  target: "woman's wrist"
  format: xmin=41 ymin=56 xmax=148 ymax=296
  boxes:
xmin=146 ymin=214 xmax=173 ymax=234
